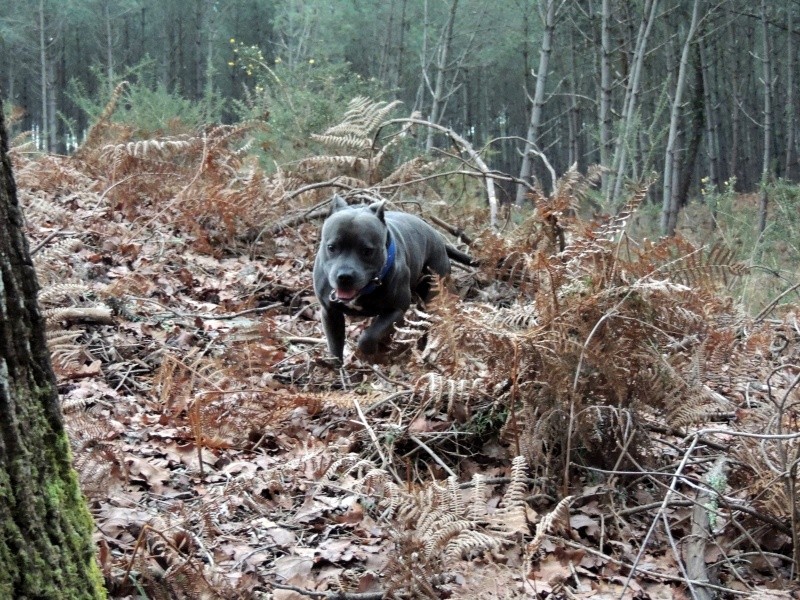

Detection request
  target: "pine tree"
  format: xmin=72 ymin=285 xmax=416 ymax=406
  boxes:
xmin=0 ymin=99 xmax=106 ymax=598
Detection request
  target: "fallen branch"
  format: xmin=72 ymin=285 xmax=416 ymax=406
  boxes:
xmin=376 ymin=117 xmax=499 ymax=228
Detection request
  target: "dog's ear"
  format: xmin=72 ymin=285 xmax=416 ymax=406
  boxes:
xmin=368 ymin=200 xmax=386 ymax=223
xmin=330 ymin=194 xmax=349 ymax=214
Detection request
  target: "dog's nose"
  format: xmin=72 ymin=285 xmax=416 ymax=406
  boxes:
xmin=336 ymin=272 xmax=356 ymax=287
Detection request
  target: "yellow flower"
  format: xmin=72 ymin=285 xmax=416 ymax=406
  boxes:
xmin=227 ymin=61 xmax=235 ymax=67
xmin=230 ymin=38 xmax=235 ymax=43
xmin=309 ymin=59 xmax=315 ymax=64
xmin=275 ymin=57 xmax=282 ymax=64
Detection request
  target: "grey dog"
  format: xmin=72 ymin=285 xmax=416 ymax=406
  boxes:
xmin=313 ymin=196 xmax=473 ymax=363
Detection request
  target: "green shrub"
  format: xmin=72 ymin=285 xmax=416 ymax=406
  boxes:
xmin=229 ymin=42 xmax=386 ymax=166
xmin=69 ymin=59 xmax=226 ymax=138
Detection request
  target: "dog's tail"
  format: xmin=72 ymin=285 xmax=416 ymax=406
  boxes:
xmin=446 ymin=244 xmax=480 ymax=267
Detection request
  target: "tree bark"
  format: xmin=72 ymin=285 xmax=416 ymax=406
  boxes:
xmin=608 ymin=0 xmax=659 ymax=204
xmin=675 ymin=50 xmax=705 ymax=213
xmin=758 ymin=0 xmax=773 ymax=234
xmin=785 ymin=4 xmax=795 ymax=179
xmin=660 ymin=0 xmax=701 ymax=236
xmin=0 ymin=99 xmax=105 ymax=597
xmin=38 ymin=0 xmax=48 ymax=151
xmin=699 ymin=39 xmax=719 ymax=191
xmin=566 ymin=27 xmax=581 ymax=170
xmin=727 ymin=19 xmax=742 ymax=187
xmin=194 ymin=0 xmax=205 ymax=100
xmin=515 ymin=0 xmax=556 ymax=205
xmin=104 ymin=0 xmax=114 ymax=92
xmin=599 ymin=0 xmax=613 ymax=194
xmin=425 ymin=0 xmax=459 ymax=152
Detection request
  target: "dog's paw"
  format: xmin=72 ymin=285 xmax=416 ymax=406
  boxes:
xmin=356 ymin=333 xmax=381 ymax=356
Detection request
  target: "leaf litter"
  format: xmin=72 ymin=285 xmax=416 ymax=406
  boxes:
xmin=10 ymin=111 xmax=800 ymax=598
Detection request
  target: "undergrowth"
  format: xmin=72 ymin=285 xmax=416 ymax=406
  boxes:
xmin=12 ymin=95 xmax=800 ymax=598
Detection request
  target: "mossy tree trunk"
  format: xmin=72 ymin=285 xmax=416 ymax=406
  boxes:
xmin=0 ymin=100 xmax=106 ymax=598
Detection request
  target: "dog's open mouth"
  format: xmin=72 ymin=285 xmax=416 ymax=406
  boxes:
xmin=332 ymin=288 xmax=358 ymax=301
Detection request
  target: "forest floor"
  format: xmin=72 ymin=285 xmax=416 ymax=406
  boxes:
xmin=10 ymin=119 xmax=800 ymax=599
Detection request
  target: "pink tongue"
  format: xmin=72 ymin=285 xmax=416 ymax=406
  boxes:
xmin=336 ymin=289 xmax=357 ymax=300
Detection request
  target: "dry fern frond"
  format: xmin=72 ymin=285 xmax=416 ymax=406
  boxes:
xmin=323 ymin=453 xmax=379 ymax=481
xmin=444 ymin=531 xmax=503 ymax=562
xmin=423 ymin=519 xmax=475 ymax=559
xmin=527 ymin=495 xmax=574 ymax=555
xmin=667 ymin=241 xmax=749 ymax=289
xmin=413 ymin=373 xmax=489 ymax=416
xmin=38 ymin=282 xmax=94 ymax=304
xmin=33 ymin=237 xmax=82 ymax=272
xmin=20 ymin=190 xmax=72 ymax=223
xmin=47 ymin=329 xmax=86 ymax=370
xmin=42 ymin=306 xmax=114 ymax=327
xmin=312 ymin=97 xmax=402 ymax=153
xmin=491 ymin=456 xmax=529 ymax=535
xmin=74 ymin=80 xmax=128 ymax=158
xmin=101 ymin=137 xmax=195 ymax=161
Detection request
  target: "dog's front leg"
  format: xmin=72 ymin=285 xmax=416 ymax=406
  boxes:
xmin=358 ymin=309 xmax=405 ymax=356
xmin=321 ymin=305 xmax=346 ymax=363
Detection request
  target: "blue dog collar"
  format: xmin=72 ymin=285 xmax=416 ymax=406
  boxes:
xmin=359 ymin=236 xmax=396 ymax=296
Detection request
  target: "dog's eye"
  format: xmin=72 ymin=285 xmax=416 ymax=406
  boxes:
xmin=327 ymin=243 xmax=336 ymax=253
xmin=360 ymin=247 xmax=374 ymax=257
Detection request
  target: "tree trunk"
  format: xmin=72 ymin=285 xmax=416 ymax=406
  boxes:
xmin=699 ymin=39 xmax=719 ymax=191
xmin=394 ymin=0 xmax=408 ymax=92
xmin=785 ymin=4 xmax=795 ymax=178
xmin=675 ymin=49 xmax=705 ymax=212
xmin=425 ymin=0 xmax=459 ymax=152
xmin=660 ymin=0 xmax=701 ymax=236
xmin=567 ymin=27 xmax=581 ymax=170
xmin=38 ymin=0 xmax=48 ymax=151
xmin=105 ymin=0 xmax=114 ymax=92
xmin=46 ymin=57 xmax=57 ymax=153
xmin=378 ymin=0 xmax=396 ymax=85
xmin=608 ymin=0 xmax=659 ymax=204
xmin=194 ymin=0 xmax=204 ymax=100
xmin=515 ymin=0 xmax=556 ymax=205
xmin=728 ymin=20 xmax=741 ymax=186
xmin=758 ymin=0 xmax=773 ymax=234
xmin=0 ymin=101 xmax=106 ymax=598
xmin=599 ymin=0 xmax=613 ymax=194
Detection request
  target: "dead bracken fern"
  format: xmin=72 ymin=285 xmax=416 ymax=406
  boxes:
xmin=73 ymin=80 xmax=128 ymax=159
xmin=666 ymin=240 xmax=750 ymax=289
xmin=311 ymin=96 xmax=402 ymax=152
xmin=321 ymin=454 xmax=532 ymax=598
xmin=397 ymin=172 xmax=764 ymax=483
xmin=526 ymin=495 xmax=574 ymax=556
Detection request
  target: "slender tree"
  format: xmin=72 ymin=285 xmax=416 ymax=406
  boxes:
xmin=608 ymin=0 xmax=659 ymax=204
xmin=599 ymin=0 xmax=613 ymax=194
xmin=38 ymin=0 xmax=49 ymax=150
xmin=0 ymin=98 xmax=106 ymax=597
xmin=700 ymin=38 xmax=719 ymax=191
xmin=425 ymin=0 xmax=460 ymax=151
xmin=516 ymin=0 xmax=557 ymax=205
xmin=785 ymin=4 xmax=795 ymax=178
xmin=758 ymin=0 xmax=773 ymax=233
xmin=661 ymin=0 xmax=701 ymax=235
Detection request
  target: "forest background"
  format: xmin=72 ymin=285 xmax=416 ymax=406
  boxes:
xmin=2 ymin=0 xmax=800 ymax=238
xmin=4 ymin=0 xmax=800 ymax=598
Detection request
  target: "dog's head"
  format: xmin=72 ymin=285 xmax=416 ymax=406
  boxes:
xmin=317 ymin=196 xmax=391 ymax=302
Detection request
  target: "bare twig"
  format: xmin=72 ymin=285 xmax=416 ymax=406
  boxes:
xmin=375 ymin=117 xmax=499 ymax=228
